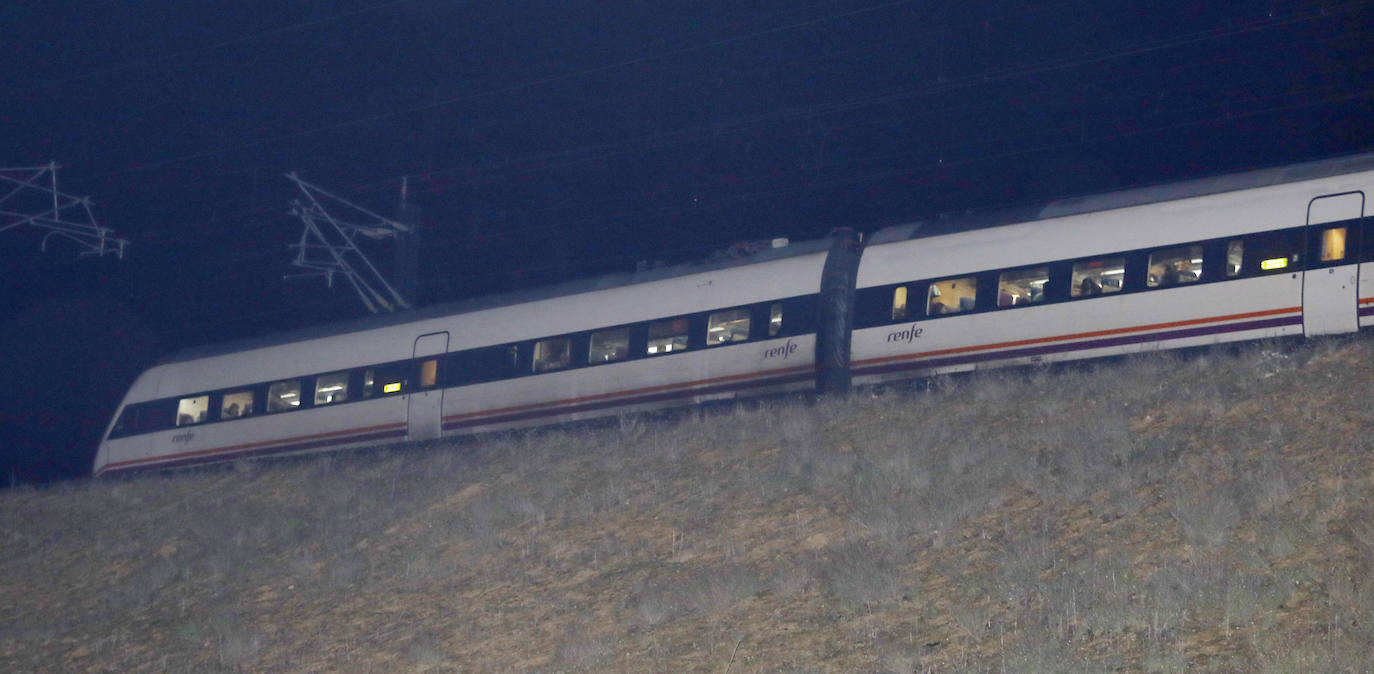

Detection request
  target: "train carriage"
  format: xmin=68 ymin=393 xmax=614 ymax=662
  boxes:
xmin=850 ymin=154 xmax=1373 ymax=384
xmin=94 ymin=238 xmax=836 ymax=476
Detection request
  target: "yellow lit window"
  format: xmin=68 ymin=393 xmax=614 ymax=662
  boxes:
xmin=532 ymin=337 xmax=572 ymax=373
xmin=997 ymin=266 xmax=1048 ymax=307
xmin=1321 ymin=227 xmax=1347 ymax=262
xmin=176 ymin=395 xmax=209 ymax=426
xmin=891 ymin=286 xmax=908 ymax=320
xmin=1072 ymin=257 xmax=1125 ymax=296
xmin=221 ymin=390 xmax=254 ymax=419
xmin=707 ymin=308 xmax=750 ymax=345
xmin=927 ymin=276 xmax=976 ymax=315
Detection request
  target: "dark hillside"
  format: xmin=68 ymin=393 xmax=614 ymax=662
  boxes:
xmin=4 ymin=337 xmax=1374 ymax=671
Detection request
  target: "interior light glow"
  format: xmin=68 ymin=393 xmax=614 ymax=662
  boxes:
xmin=1260 ymin=258 xmax=1288 ymax=270
xmin=317 ymin=385 xmax=343 ymax=393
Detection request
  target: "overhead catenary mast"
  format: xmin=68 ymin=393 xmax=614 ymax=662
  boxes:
xmin=283 ymin=173 xmax=413 ymax=314
xmin=0 ymin=162 xmax=127 ymax=259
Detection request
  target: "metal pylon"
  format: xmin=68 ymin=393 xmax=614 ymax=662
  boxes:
xmin=0 ymin=162 xmax=127 ymax=258
xmin=284 ymin=173 xmax=412 ymax=314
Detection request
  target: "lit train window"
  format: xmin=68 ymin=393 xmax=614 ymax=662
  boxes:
xmin=1320 ymin=227 xmax=1347 ymax=262
xmin=1147 ymin=245 xmax=1203 ymax=287
xmin=589 ymin=327 xmax=630 ymax=363
xmin=267 ymin=380 xmax=302 ymax=412
xmin=532 ymin=337 xmax=572 ymax=373
xmin=997 ymin=266 xmax=1048 ymax=307
xmin=1226 ymin=240 xmax=1244 ymax=277
xmin=707 ymin=308 xmax=750 ymax=345
xmin=927 ymin=276 xmax=976 ymax=315
xmin=175 ymin=395 xmax=209 ymax=426
xmin=891 ymin=287 xmax=909 ymax=320
xmin=1071 ymin=257 xmax=1124 ymax=297
xmin=314 ymin=371 xmax=350 ymax=405
xmin=769 ymin=303 xmax=783 ymax=337
xmin=419 ymin=359 xmax=438 ymax=387
xmin=221 ymin=390 xmax=254 ymax=419
xmin=647 ymin=317 xmax=689 ymax=355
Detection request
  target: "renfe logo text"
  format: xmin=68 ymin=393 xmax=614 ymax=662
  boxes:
xmin=763 ymin=339 xmax=798 ymax=360
xmin=886 ymin=324 xmax=924 ymax=343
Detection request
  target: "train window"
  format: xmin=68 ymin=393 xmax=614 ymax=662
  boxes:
xmin=1320 ymin=227 xmax=1348 ymax=262
xmin=1071 ymin=257 xmax=1125 ymax=297
xmin=419 ymin=359 xmax=438 ymax=387
xmin=769 ymin=303 xmax=783 ymax=337
xmin=267 ymin=380 xmax=302 ymax=412
xmin=891 ymin=286 xmax=909 ymax=320
xmin=364 ymin=363 xmax=408 ymax=396
xmin=1147 ymin=245 xmax=1203 ymax=288
xmin=314 ymin=371 xmax=350 ymax=405
xmin=647 ymin=317 xmax=689 ymax=355
xmin=1226 ymin=240 xmax=1244 ymax=277
xmin=111 ymin=405 xmax=141 ymax=437
xmin=532 ymin=337 xmax=572 ymax=373
xmin=176 ymin=395 xmax=210 ymax=426
xmin=927 ymin=276 xmax=976 ymax=315
xmin=997 ymin=266 xmax=1048 ymax=307
xmin=589 ymin=327 xmax=630 ymax=364
xmin=707 ymin=308 xmax=750 ymax=345
xmin=221 ymin=390 xmax=255 ymax=419
xmin=110 ymin=400 xmax=176 ymax=438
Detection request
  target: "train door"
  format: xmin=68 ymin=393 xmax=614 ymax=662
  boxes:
xmin=1303 ymin=192 xmax=1364 ymax=337
xmin=408 ymin=332 xmax=449 ymax=441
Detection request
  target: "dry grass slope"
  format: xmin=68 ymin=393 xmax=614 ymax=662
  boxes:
xmin=4 ymin=337 xmax=1374 ymax=672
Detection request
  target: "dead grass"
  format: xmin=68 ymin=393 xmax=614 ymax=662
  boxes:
xmin=4 ymin=337 xmax=1374 ymax=671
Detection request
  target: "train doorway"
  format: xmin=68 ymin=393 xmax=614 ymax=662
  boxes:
xmin=408 ymin=331 xmax=449 ymax=441
xmin=1303 ymin=192 xmax=1363 ymax=337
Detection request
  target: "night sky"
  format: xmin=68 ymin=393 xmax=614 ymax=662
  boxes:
xmin=4 ymin=1 xmax=1374 ymax=483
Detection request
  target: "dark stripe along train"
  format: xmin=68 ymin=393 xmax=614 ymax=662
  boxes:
xmin=95 ymin=153 xmax=1374 ymax=476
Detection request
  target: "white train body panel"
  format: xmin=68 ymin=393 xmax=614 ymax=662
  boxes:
xmin=852 ymin=275 xmax=1303 ymax=384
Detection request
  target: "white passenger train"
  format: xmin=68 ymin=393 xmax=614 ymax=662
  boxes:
xmin=95 ymin=153 xmax=1374 ymax=476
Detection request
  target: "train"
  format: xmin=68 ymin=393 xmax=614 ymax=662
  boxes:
xmin=94 ymin=152 xmax=1374 ymax=476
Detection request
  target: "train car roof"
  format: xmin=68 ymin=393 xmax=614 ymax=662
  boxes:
xmin=162 ymin=234 xmax=836 ymax=364
xmin=867 ymin=150 xmax=1374 ymax=245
